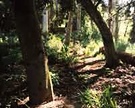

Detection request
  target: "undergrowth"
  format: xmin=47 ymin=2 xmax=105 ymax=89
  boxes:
xmin=79 ymin=86 xmax=118 ymax=108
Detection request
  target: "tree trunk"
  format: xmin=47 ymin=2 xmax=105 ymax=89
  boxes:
xmin=78 ymin=0 xmax=119 ymax=67
xmin=42 ymin=8 xmax=49 ymax=33
xmin=65 ymin=11 xmax=73 ymax=46
xmin=108 ymin=0 xmax=112 ymax=30
xmin=112 ymin=0 xmax=119 ymax=42
xmin=129 ymin=2 xmax=135 ymax=43
xmin=14 ymin=0 xmax=53 ymax=105
xmin=76 ymin=3 xmax=81 ymax=31
xmin=113 ymin=12 xmax=119 ymax=42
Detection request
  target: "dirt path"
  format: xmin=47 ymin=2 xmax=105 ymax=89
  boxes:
xmin=1 ymin=55 xmax=135 ymax=108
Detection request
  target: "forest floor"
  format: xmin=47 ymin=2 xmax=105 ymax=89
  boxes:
xmin=0 ymin=55 xmax=135 ymax=108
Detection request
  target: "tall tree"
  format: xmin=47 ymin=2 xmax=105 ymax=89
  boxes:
xmin=42 ymin=8 xmax=49 ymax=33
xmin=78 ymin=0 xmax=119 ymax=67
xmin=13 ymin=0 xmax=53 ymax=105
xmin=113 ymin=0 xmax=119 ymax=42
xmin=65 ymin=11 xmax=73 ymax=46
xmin=108 ymin=0 xmax=112 ymax=30
xmin=130 ymin=1 xmax=135 ymax=43
xmin=76 ymin=3 xmax=81 ymax=31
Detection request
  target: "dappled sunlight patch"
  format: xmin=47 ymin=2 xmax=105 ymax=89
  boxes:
xmin=88 ymin=61 xmax=105 ymax=70
xmin=47 ymin=34 xmax=63 ymax=52
xmin=84 ymin=40 xmax=103 ymax=56
xmin=17 ymin=96 xmax=76 ymax=108
xmin=72 ymin=56 xmax=105 ymax=73
xmin=125 ymin=43 xmax=135 ymax=54
xmin=71 ymin=53 xmax=135 ymax=107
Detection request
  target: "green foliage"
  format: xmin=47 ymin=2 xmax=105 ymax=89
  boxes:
xmin=101 ymin=86 xmax=117 ymax=108
xmin=79 ymin=86 xmax=117 ymax=108
xmin=60 ymin=44 xmax=76 ymax=63
xmin=115 ymin=37 xmax=135 ymax=54
xmin=84 ymin=40 xmax=103 ymax=56
xmin=70 ymin=14 xmax=103 ymax=58
xmin=80 ymin=15 xmax=101 ymax=47
xmin=90 ymin=27 xmax=101 ymax=42
xmin=51 ymin=72 xmax=59 ymax=86
xmin=8 ymin=48 xmax=22 ymax=63
xmin=115 ymin=38 xmax=129 ymax=51
xmin=79 ymin=89 xmax=101 ymax=108
xmin=116 ymin=41 xmax=128 ymax=51
xmin=125 ymin=43 xmax=135 ymax=54
xmin=79 ymin=26 xmax=91 ymax=47
xmin=0 ymin=43 xmax=22 ymax=73
xmin=47 ymin=34 xmax=63 ymax=52
xmin=70 ymin=16 xmax=103 ymax=57
xmin=46 ymin=34 xmax=76 ymax=64
xmin=49 ymin=67 xmax=60 ymax=86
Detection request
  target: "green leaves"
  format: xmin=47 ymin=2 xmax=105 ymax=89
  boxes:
xmin=79 ymin=85 xmax=118 ymax=108
xmin=101 ymin=86 xmax=117 ymax=108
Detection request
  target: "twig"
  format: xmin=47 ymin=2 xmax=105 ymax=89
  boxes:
xmin=15 ymin=97 xmax=30 ymax=108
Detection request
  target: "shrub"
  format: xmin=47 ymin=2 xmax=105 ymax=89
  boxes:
xmin=79 ymin=86 xmax=117 ymax=108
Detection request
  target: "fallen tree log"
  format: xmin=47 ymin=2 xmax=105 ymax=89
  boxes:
xmin=94 ymin=47 xmax=135 ymax=66
xmin=116 ymin=51 xmax=135 ymax=66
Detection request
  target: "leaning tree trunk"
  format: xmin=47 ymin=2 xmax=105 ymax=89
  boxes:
xmin=14 ymin=0 xmax=53 ymax=105
xmin=78 ymin=0 xmax=119 ymax=67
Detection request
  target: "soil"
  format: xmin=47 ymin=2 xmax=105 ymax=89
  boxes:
xmin=0 ymin=55 xmax=135 ymax=108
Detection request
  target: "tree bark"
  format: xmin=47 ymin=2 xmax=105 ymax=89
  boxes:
xmin=113 ymin=11 xmax=119 ymax=42
xmin=112 ymin=0 xmax=119 ymax=42
xmin=78 ymin=0 xmax=119 ymax=67
xmin=129 ymin=2 xmax=135 ymax=43
xmin=108 ymin=0 xmax=112 ymax=30
xmin=65 ymin=11 xmax=73 ymax=46
xmin=76 ymin=3 xmax=81 ymax=31
xmin=42 ymin=8 xmax=49 ymax=33
xmin=14 ymin=0 xmax=53 ymax=105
